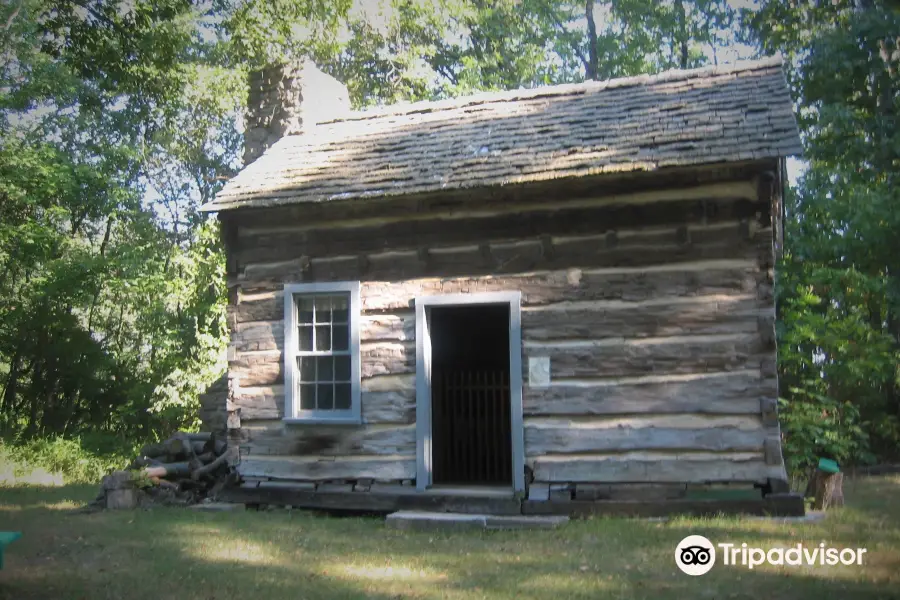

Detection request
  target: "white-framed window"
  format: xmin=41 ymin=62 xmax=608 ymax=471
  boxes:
xmin=283 ymin=282 xmax=361 ymax=423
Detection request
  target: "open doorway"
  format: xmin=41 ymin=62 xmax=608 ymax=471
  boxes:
xmin=415 ymin=292 xmax=525 ymax=493
xmin=429 ymin=304 xmax=512 ymax=486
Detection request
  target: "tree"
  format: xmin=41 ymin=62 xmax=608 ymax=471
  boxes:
xmin=748 ymin=0 xmax=900 ymax=469
xmin=0 ymin=0 xmax=233 ymax=441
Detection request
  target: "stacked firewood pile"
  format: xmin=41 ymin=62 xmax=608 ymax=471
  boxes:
xmin=89 ymin=432 xmax=238 ymax=510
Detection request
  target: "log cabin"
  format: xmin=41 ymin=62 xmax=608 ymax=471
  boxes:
xmin=199 ymin=57 xmax=804 ymax=516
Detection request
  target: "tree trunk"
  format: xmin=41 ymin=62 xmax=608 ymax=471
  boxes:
xmin=813 ymin=471 xmax=844 ymax=510
xmin=585 ymin=0 xmax=598 ymax=80
xmin=675 ymin=0 xmax=689 ymax=69
xmin=88 ymin=215 xmax=115 ymax=331
xmin=0 ymin=350 xmax=22 ymax=432
xmin=24 ymin=357 xmax=42 ymax=438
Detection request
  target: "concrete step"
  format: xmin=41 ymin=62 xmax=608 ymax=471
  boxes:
xmin=385 ymin=511 xmax=568 ymax=531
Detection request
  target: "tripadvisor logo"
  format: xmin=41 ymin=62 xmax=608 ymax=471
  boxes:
xmin=675 ymin=535 xmax=868 ymax=575
xmin=675 ymin=535 xmax=716 ymax=576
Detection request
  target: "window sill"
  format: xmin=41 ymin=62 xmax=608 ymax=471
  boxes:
xmin=281 ymin=417 xmax=362 ymax=426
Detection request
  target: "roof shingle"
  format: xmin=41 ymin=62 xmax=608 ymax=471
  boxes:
xmin=203 ymin=57 xmax=802 ymax=212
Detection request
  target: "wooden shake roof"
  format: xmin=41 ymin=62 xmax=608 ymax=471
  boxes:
xmin=202 ymin=57 xmax=802 ymax=212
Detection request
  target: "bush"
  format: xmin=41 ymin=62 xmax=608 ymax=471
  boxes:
xmin=0 ymin=436 xmax=135 ymax=485
xmin=778 ymin=388 xmax=872 ymax=477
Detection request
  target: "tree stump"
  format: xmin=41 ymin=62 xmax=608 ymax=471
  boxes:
xmin=813 ymin=471 xmax=844 ymax=510
xmin=106 ymin=488 xmax=138 ymax=510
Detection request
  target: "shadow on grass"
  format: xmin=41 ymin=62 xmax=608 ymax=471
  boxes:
xmin=0 ymin=478 xmax=898 ymax=599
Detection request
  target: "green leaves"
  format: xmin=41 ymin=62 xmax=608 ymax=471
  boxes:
xmin=758 ymin=1 xmax=900 ymax=473
xmin=0 ymin=0 xmax=234 ymax=441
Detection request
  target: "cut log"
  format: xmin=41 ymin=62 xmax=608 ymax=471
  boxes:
xmin=189 ymin=452 xmax=217 ymax=472
xmin=140 ymin=437 xmax=189 ymax=460
xmin=203 ymin=437 xmax=228 ymax=456
xmin=175 ymin=433 xmax=199 ymax=462
xmin=139 ymin=442 xmax=168 ymax=458
xmin=150 ymin=477 xmax=180 ymax=490
xmin=144 ymin=462 xmax=193 ymax=479
xmin=130 ymin=456 xmax=162 ymax=469
xmin=192 ymin=449 xmax=235 ymax=480
xmin=175 ymin=432 xmax=213 ymax=442
xmin=813 ymin=471 xmax=844 ymax=510
xmin=94 ymin=431 xmax=232 ymax=510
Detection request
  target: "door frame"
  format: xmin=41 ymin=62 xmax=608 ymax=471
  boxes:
xmin=414 ymin=291 xmax=525 ymax=493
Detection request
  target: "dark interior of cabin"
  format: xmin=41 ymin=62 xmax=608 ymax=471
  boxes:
xmin=429 ymin=304 xmax=512 ymax=487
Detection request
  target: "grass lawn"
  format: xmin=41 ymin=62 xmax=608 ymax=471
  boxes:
xmin=1 ymin=478 xmax=899 ymax=599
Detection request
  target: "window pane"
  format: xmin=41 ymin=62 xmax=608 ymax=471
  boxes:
xmin=317 ymin=384 xmax=334 ymax=410
xmin=334 ymin=384 xmax=351 ymax=410
xmin=299 ymin=384 xmax=316 ymax=410
xmin=334 ymin=356 xmax=351 ymax=381
xmin=332 ymin=325 xmax=349 ymax=351
xmin=298 ymin=326 xmax=313 ymax=351
xmin=299 ymin=357 xmax=315 ymax=381
xmin=298 ymin=297 xmax=314 ymax=324
xmin=316 ymin=356 xmax=333 ymax=381
xmin=315 ymin=325 xmax=331 ymax=351
xmin=315 ymin=296 xmax=332 ymax=323
xmin=332 ymin=295 xmax=349 ymax=324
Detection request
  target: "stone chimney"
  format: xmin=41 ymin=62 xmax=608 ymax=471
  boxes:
xmin=243 ymin=59 xmax=351 ymax=166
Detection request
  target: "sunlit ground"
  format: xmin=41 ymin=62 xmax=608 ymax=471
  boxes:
xmin=0 ymin=477 xmax=898 ymax=599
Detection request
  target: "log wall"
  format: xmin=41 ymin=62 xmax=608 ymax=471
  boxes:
xmin=221 ymin=162 xmax=787 ymax=490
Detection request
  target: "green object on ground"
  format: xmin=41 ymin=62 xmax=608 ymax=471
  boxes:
xmin=0 ymin=531 xmax=22 ymax=569
xmin=818 ymin=458 xmax=840 ymax=473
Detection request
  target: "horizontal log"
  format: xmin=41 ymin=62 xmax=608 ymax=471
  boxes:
xmin=231 ymin=385 xmax=284 ymax=420
xmin=234 ymin=296 xmax=769 ymax=373
xmin=231 ymin=355 xmax=283 ymax=387
xmin=241 ymin=257 xmax=309 ymax=282
xmin=360 ymin=341 xmax=415 ymax=378
xmin=233 ymin=291 xmax=282 ymax=323
xmin=526 ymin=333 xmax=766 ymax=379
xmin=231 ymin=313 xmax=416 ymax=352
xmin=522 ymin=495 xmax=805 ymax=517
xmin=233 ymin=421 xmax=416 ymax=456
xmin=231 ymin=173 xmax=761 ymax=234
xmin=361 ymin=374 xmax=416 ymax=392
xmin=235 ymin=192 xmax=762 ymax=266
xmin=221 ymin=483 xmax=522 ymax=514
xmin=573 ymin=482 xmax=687 ymax=501
xmin=523 ymin=371 xmax=775 ymax=416
xmin=232 ymin=381 xmax=415 ymax=423
xmin=237 ymin=455 xmax=415 ymax=481
xmin=229 ymin=340 xmax=414 ymax=389
xmin=361 ymin=313 xmax=415 ymax=342
xmin=230 ymin=261 xmax=763 ymax=321
xmin=525 ymin=416 xmax=767 ymax=455
xmin=366 ymin=250 xmax=427 ymax=282
xmin=308 ymin=256 xmax=361 ymax=282
xmin=488 ymin=239 xmax=545 ymax=273
xmin=361 ymin=260 xmax=760 ymax=312
xmin=235 ymin=223 xmax=767 ymax=285
xmin=530 ymin=451 xmax=782 ymax=483
xmin=232 ymin=322 xmax=282 ymax=353
xmin=362 ymin=389 xmax=416 ymax=424
xmin=521 ymin=295 xmax=764 ymax=341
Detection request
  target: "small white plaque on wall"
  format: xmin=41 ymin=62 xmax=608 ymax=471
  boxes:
xmin=528 ymin=356 xmax=550 ymax=387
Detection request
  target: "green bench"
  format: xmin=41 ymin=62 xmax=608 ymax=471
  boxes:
xmin=0 ymin=532 xmax=22 ymax=569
